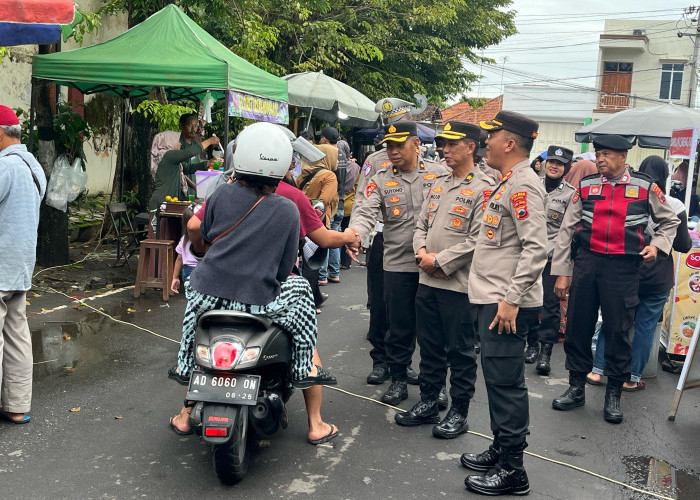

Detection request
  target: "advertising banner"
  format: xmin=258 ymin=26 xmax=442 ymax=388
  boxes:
xmin=662 ymin=249 xmax=700 ymax=356
xmin=669 ymin=128 xmax=697 ymax=159
xmin=228 ymin=91 xmax=289 ymax=124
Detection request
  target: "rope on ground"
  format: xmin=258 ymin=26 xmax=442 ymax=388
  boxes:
xmin=33 ymin=285 xmax=674 ymax=500
xmin=324 ymin=386 xmax=674 ymax=500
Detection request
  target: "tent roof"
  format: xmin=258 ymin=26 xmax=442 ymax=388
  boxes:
xmin=31 ymin=4 xmax=287 ymax=102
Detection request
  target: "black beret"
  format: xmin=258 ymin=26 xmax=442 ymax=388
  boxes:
xmin=592 ymin=135 xmax=633 ymax=152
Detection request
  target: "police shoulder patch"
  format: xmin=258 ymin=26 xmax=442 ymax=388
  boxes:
xmin=510 ymin=191 xmax=529 ymax=220
xmin=651 ymin=183 xmax=666 ymax=203
xmin=572 ymin=190 xmax=580 ymax=204
xmin=362 ymin=162 xmax=372 ymax=176
xmin=365 ymin=182 xmax=377 ymax=198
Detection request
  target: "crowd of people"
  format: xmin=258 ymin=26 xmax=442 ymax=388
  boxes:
xmin=0 ymin=94 xmax=696 ymax=496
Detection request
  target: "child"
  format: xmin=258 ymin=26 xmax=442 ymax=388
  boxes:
xmin=170 ymin=207 xmax=197 ymax=294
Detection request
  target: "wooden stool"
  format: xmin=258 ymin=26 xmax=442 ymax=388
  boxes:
xmin=134 ymin=239 xmax=174 ymax=301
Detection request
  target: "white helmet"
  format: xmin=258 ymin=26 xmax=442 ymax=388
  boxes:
xmin=232 ymin=122 xmax=293 ymax=180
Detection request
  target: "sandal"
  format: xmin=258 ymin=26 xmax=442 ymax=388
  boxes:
xmin=293 ymin=365 xmax=338 ymax=389
xmin=308 ymin=423 xmax=339 ymax=445
xmin=586 ymin=374 xmax=603 ymax=386
xmin=0 ymin=411 xmax=30 ymax=424
xmin=169 ymin=415 xmax=193 ymax=436
xmin=328 ymin=277 xmax=340 ymax=283
xmin=622 ymin=380 xmax=646 ymax=392
xmin=168 ymin=365 xmax=190 ymax=386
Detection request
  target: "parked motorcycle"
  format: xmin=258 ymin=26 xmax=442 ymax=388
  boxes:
xmin=185 ymin=309 xmax=295 ymax=483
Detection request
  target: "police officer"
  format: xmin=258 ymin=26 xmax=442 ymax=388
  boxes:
xmin=355 ymin=98 xmax=420 ymax=386
xmin=348 ymin=121 xmax=446 ymax=405
xmin=526 ymin=146 xmax=577 ymax=375
xmin=551 ymin=135 xmax=679 ymax=423
xmin=395 ymin=122 xmax=496 ymax=439
xmin=460 ymin=111 xmax=547 ymax=496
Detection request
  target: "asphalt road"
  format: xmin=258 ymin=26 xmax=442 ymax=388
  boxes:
xmin=2 ymin=263 xmax=700 ymax=499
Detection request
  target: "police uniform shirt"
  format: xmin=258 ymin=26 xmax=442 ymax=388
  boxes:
xmin=353 ymin=148 xmax=391 ymax=224
xmin=414 ymin=168 xmax=497 ymax=292
xmin=551 ymin=168 xmax=680 ymax=277
xmin=542 ymin=177 xmax=577 ymax=260
xmin=468 ymin=159 xmax=548 ymax=308
xmin=350 ymin=158 xmax=447 ymax=272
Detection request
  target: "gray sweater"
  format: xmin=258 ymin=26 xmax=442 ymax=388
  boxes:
xmin=189 ymin=182 xmax=300 ymax=305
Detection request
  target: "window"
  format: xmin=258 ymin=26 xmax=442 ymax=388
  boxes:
xmin=660 ymin=63 xmax=684 ymax=100
xmin=604 ymin=62 xmax=633 ymax=73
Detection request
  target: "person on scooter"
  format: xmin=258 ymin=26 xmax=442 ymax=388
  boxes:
xmin=169 ymin=123 xmax=336 ymax=439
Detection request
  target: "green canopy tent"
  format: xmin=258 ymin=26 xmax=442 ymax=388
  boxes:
xmin=30 ymin=4 xmax=288 ymax=195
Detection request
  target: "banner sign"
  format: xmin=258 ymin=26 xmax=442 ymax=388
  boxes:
xmin=669 ymin=128 xmax=698 ymax=159
xmin=228 ymin=91 xmax=289 ymax=125
xmin=662 ymin=249 xmax=700 ymax=356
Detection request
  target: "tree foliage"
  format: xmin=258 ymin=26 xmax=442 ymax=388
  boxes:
xmin=100 ymin=0 xmax=515 ymax=104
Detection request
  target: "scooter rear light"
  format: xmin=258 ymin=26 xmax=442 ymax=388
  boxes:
xmin=205 ymin=427 xmax=228 ymax=437
xmin=212 ymin=341 xmax=238 ymax=369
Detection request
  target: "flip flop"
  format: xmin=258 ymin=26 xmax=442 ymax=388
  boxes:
xmin=0 ymin=412 xmax=30 ymax=424
xmin=622 ymin=381 xmax=646 ymax=392
xmin=308 ymin=424 xmax=339 ymax=445
xmin=586 ymin=375 xmax=604 ymax=386
xmin=169 ymin=416 xmax=193 ymax=436
xmin=293 ymin=365 xmax=338 ymax=389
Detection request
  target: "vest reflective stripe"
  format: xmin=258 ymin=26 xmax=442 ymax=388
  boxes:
xmin=577 ymin=173 xmax=651 ymax=256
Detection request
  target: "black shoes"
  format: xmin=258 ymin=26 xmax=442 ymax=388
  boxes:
xmin=524 ymin=343 xmax=539 ymax=364
xmin=168 ymin=365 xmax=190 ymax=386
xmin=464 ymin=464 xmax=530 ymax=496
xmin=367 ymin=365 xmax=390 ymax=385
xmin=552 ymin=385 xmax=585 ymax=411
xmin=395 ymin=399 xmax=440 ymax=426
xmin=432 ymin=407 xmax=468 ymax=439
xmin=381 ymin=380 xmax=408 ymax=405
xmin=461 ymin=445 xmax=500 ymax=472
xmin=603 ymin=382 xmax=624 ymax=424
xmin=406 ymin=365 xmax=419 ymax=385
xmin=536 ymin=342 xmax=553 ymax=375
xmin=438 ymin=386 xmax=448 ymax=411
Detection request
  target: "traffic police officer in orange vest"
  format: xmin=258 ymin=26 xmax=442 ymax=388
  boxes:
xmin=395 ymin=122 xmax=496 ymax=438
xmin=348 ymin=121 xmax=447 ymax=405
xmin=528 ymin=145 xmax=577 ymax=375
xmin=460 ymin=111 xmax=548 ymax=496
xmin=551 ymin=135 xmax=679 ymax=424
xmin=355 ymin=98 xmax=422 ymax=387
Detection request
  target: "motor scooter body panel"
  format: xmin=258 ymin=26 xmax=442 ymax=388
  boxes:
xmin=201 ymin=403 xmax=242 ymax=445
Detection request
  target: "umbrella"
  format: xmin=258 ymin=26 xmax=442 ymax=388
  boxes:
xmin=0 ymin=0 xmax=80 ymax=45
xmin=283 ymin=71 xmax=379 ymax=128
xmin=575 ymin=103 xmax=700 ymax=149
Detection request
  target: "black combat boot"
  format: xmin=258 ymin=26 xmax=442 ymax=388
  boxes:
xmin=465 ymin=448 xmax=530 ymax=496
xmin=381 ymin=379 xmax=408 ymax=405
xmin=438 ymin=386 xmax=448 ymax=411
xmin=524 ymin=342 xmax=539 ymax=364
xmin=406 ymin=365 xmax=419 ymax=385
xmin=603 ymin=378 xmax=624 ymax=424
xmin=395 ymin=396 xmax=440 ymax=426
xmin=460 ymin=444 xmax=500 ymax=472
xmin=536 ymin=342 xmax=553 ymax=375
xmin=366 ymin=364 xmax=390 ymax=385
xmin=552 ymin=373 xmax=586 ymax=411
xmin=432 ymin=405 xmax=469 ymax=439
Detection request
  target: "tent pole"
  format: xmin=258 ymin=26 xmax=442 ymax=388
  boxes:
xmin=28 ymin=78 xmax=36 ymax=153
xmin=224 ymin=91 xmax=230 ymax=151
xmin=305 ymin=108 xmax=314 ymax=132
xmin=119 ymin=98 xmax=128 ymax=202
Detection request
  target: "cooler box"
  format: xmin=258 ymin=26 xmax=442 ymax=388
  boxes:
xmin=195 ymin=170 xmax=220 ymax=199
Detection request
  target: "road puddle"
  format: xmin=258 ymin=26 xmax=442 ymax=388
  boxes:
xmin=623 ymin=455 xmax=700 ymax=499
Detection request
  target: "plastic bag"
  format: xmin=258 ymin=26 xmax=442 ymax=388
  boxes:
xmin=45 ymin=156 xmax=87 ymax=211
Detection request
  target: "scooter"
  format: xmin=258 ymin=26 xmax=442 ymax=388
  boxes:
xmin=185 ymin=310 xmax=294 ymax=484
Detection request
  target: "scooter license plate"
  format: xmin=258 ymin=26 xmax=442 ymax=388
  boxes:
xmin=186 ymin=371 xmax=261 ymax=406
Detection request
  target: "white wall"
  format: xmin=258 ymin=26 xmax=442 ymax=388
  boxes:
xmin=0 ymin=1 xmax=127 ymax=195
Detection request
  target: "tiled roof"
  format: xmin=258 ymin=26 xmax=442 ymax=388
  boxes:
xmin=440 ymin=96 xmax=503 ymax=125
xmin=410 ymin=104 xmax=442 ymax=123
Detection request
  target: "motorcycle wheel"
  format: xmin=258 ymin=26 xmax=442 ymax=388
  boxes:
xmin=212 ymin=408 xmax=249 ymax=484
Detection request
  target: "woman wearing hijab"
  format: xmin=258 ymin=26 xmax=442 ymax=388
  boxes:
xmin=588 ymin=156 xmax=691 ymax=390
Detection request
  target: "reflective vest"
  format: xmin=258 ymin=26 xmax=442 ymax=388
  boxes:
xmin=576 ymin=172 xmax=652 ymax=256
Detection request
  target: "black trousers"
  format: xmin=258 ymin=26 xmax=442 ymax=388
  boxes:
xmin=564 ymin=251 xmax=639 ymax=382
xmin=340 ymin=216 xmax=352 ymax=268
xmin=533 ymin=261 xmax=561 ymax=345
xmin=384 ymin=271 xmax=419 ymax=379
xmin=366 ymin=232 xmax=388 ymax=367
xmin=301 ymin=251 xmax=326 ymax=308
xmin=416 ymin=285 xmax=477 ymax=408
xmin=478 ymin=304 xmax=540 ymax=450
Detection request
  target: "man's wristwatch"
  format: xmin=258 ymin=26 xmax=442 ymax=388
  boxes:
xmin=433 ymin=256 xmax=441 ymax=269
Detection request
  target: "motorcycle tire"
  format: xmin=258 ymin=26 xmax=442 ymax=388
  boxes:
xmin=212 ymin=408 xmax=250 ymax=484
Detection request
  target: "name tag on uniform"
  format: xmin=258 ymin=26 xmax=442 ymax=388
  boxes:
xmin=625 ymin=186 xmax=639 ymax=199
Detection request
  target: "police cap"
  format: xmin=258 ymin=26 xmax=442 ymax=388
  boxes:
xmin=592 ymin=135 xmax=633 ymax=152
xmin=437 ymin=121 xmax=481 ymax=142
xmin=546 ymin=145 xmax=574 ymax=166
xmin=477 ymin=130 xmax=488 ymax=158
xmin=480 ymin=110 xmax=539 ymax=139
xmin=379 ymin=121 xmax=417 ymax=144
xmin=375 ymin=97 xmax=415 ymax=124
